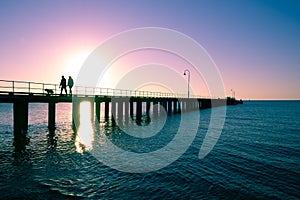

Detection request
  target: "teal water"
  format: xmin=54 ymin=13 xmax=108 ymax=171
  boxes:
xmin=0 ymin=101 xmax=299 ymax=199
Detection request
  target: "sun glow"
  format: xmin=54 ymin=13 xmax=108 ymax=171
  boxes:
xmin=64 ymin=50 xmax=91 ymax=81
xmin=75 ymin=101 xmax=94 ymax=153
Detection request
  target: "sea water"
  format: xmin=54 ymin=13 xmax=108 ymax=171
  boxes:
xmin=0 ymin=101 xmax=299 ymax=199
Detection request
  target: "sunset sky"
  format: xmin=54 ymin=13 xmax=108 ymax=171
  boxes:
xmin=0 ymin=0 xmax=299 ymax=100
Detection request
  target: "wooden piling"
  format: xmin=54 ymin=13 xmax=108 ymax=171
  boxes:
xmin=13 ymin=99 xmax=28 ymax=151
xmin=178 ymin=101 xmax=181 ymax=113
xmin=111 ymin=101 xmax=116 ymax=123
xmin=118 ymin=100 xmax=123 ymax=122
xmin=48 ymin=101 xmax=56 ymax=131
xmin=160 ymin=100 xmax=167 ymax=116
xmin=124 ymin=100 xmax=129 ymax=124
xmin=105 ymin=101 xmax=109 ymax=120
xmin=136 ymin=98 xmax=142 ymax=122
xmin=153 ymin=100 xmax=158 ymax=118
xmin=168 ymin=99 xmax=172 ymax=115
xmin=72 ymin=99 xmax=80 ymax=131
xmin=146 ymin=101 xmax=151 ymax=116
xmin=130 ymin=100 xmax=134 ymax=118
xmin=198 ymin=100 xmax=202 ymax=109
xmin=96 ymin=101 xmax=100 ymax=122
xmin=13 ymin=99 xmax=28 ymax=136
xmin=173 ymin=100 xmax=177 ymax=113
xmin=90 ymin=100 xmax=94 ymax=122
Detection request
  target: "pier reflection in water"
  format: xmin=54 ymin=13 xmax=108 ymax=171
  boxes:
xmin=75 ymin=101 xmax=94 ymax=153
xmin=73 ymin=100 xmax=168 ymax=154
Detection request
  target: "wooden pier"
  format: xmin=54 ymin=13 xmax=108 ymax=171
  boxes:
xmin=0 ymin=80 xmax=241 ymax=147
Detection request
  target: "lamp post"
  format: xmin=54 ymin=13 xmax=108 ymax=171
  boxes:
xmin=184 ymin=69 xmax=190 ymax=98
xmin=231 ymin=89 xmax=235 ymax=99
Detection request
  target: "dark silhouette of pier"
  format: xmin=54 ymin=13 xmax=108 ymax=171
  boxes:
xmin=0 ymin=79 xmax=241 ymax=149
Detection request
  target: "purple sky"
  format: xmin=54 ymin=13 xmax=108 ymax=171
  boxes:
xmin=0 ymin=0 xmax=299 ymax=99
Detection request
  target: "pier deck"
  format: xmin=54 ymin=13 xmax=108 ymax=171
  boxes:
xmin=0 ymin=79 xmax=241 ymax=139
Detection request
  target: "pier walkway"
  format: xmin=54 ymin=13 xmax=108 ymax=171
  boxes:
xmin=0 ymin=79 xmax=240 ymax=138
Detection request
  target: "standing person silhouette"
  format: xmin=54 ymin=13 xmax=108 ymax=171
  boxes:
xmin=60 ymin=76 xmax=67 ymax=96
xmin=68 ymin=76 xmax=74 ymax=95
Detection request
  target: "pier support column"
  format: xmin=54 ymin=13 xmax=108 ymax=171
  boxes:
xmin=168 ymin=100 xmax=172 ymax=115
xmin=186 ymin=99 xmax=190 ymax=112
xmin=153 ymin=101 xmax=158 ymax=119
xmin=136 ymin=99 xmax=142 ymax=123
xmin=191 ymin=101 xmax=195 ymax=110
xmin=90 ymin=101 xmax=95 ymax=123
xmin=178 ymin=101 xmax=181 ymax=113
xmin=72 ymin=99 xmax=80 ymax=131
xmin=13 ymin=99 xmax=28 ymax=151
xmin=111 ymin=101 xmax=116 ymax=124
xmin=130 ymin=100 xmax=134 ymax=118
xmin=164 ymin=100 xmax=168 ymax=114
xmin=182 ymin=101 xmax=186 ymax=112
xmin=13 ymin=99 xmax=28 ymax=136
xmin=198 ymin=100 xmax=201 ymax=110
xmin=124 ymin=100 xmax=129 ymax=124
xmin=48 ymin=101 xmax=56 ymax=131
xmin=173 ymin=100 xmax=177 ymax=114
xmin=146 ymin=101 xmax=151 ymax=116
xmin=201 ymin=99 xmax=205 ymax=109
xmin=160 ymin=100 xmax=167 ymax=117
xmin=118 ymin=100 xmax=123 ymax=123
xmin=202 ymin=99 xmax=211 ymax=109
xmin=95 ymin=102 xmax=100 ymax=123
xmin=105 ymin=101 xmax=109 ymax=121
xmin=189 ymin=99 xmax=193 ymax=111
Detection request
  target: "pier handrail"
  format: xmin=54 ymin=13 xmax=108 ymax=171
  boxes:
xmin=0 ymin=79 xmax=210 ymax=99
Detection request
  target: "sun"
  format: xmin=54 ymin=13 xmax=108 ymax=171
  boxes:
xmin=63 ymin=50 xmax=91 ymax=81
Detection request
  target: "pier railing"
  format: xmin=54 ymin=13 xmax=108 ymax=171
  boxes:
xmin=0 ymin=79 xmax=210 ymax=99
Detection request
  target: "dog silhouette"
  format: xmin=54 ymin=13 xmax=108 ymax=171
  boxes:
xmin=45 ymin=89 xmax=54 ymax=95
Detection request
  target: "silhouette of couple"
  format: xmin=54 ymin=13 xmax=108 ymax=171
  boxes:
xmin=60 ymin=76 xmax=73 ymax=96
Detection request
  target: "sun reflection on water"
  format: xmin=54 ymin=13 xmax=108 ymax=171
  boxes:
xmin=75 ymin=101 xmax=94 ymax=153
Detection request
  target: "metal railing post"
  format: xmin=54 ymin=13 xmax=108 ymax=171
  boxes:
xmin=12 ymin=81 xmax=15 ymax=93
